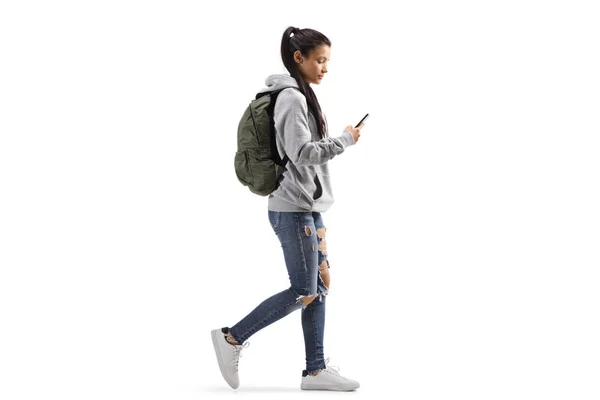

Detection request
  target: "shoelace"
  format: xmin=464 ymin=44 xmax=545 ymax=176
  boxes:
xmin=321 ymin=357 xmax=346 ymax=379
xmin=232 ymin=341 xmax=250 ymax=372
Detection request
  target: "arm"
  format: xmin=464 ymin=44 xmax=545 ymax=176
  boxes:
xmin=274 ymin=89 xmax=354 ymax=167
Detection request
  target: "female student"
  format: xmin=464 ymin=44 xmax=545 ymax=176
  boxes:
xmin=212 ymin=26 xmax=364 ymax=391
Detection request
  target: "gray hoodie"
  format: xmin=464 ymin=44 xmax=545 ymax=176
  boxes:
xmin=257 ymin=74 xmax=355 ymax=212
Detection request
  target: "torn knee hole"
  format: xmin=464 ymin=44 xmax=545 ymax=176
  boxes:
xmin=298 ymin=294 xmax=317 ymax=306
xmin=304 ymin=225 xmax=312 ymax=236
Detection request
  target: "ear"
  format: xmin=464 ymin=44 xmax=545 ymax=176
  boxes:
xmin=293 ymin=50 xmax=303 ymax=64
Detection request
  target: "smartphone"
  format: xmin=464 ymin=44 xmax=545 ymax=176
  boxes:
xmin=355 ymin=113 xmax=369 ymax=128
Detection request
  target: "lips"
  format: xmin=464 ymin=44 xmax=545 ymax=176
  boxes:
xmin=318 ymin=75 xmax=324 ymax=79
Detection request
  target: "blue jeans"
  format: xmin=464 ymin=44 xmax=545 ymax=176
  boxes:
xmin=228 ymin=211 xmax=330 ymax=372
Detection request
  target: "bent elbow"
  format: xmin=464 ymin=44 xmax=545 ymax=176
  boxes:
xmin=291 ymin=145 xmax=311 ymax=166
xmin=291 ymin=154 xmax=310 ymax=167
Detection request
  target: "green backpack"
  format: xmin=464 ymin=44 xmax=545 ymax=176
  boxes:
xmin=234 ymin=88 xmax=296 ymax=196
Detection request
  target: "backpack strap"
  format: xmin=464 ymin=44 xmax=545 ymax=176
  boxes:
xmin=256 ymin=88 xmax=297 ymax=167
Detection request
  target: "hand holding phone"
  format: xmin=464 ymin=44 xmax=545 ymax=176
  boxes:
xmin=346 ymin=113 xmax=368 ymax=144
xmin=355 ymin=113 xmax=369 ymax=128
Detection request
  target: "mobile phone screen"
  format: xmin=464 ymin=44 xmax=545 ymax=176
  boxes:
xmin=355 ymin=113 xmax=369 ymax=128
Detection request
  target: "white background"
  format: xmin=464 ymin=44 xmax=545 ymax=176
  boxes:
xmin=1 ymin=1 xmax=599 ymax=399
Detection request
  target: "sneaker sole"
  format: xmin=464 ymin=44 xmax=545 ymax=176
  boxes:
xmin=211 ymin=329 xmax=239 ymax=389
xmin=301 ymin=382 xmax=360 ymax=391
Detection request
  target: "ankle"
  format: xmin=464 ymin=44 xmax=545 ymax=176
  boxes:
xmin=304 ymin=368 xmax=323 ymax=377
xmin=225 ymin=331 xmax=239 ymax=345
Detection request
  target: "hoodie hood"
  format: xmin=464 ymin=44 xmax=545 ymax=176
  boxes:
xmin=257 ymin=73 xmax=299 ymax=94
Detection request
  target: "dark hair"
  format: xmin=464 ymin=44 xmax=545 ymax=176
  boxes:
xmin=281 ymin=26 xmax=331 ymax=139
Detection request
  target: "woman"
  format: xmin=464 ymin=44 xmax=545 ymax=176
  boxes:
xmin=211 ymin=26 xmax=363 ymax=391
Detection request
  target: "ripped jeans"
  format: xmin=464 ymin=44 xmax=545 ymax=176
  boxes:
xmin=228 ymin=211 xmax=330 ymax=372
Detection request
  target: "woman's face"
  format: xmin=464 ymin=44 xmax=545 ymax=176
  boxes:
xmin=294 ymin=45 xmax=331 ymax=85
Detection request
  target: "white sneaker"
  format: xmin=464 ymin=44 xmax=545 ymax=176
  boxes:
xmin=300 ymin=358 xmax=360 ymax=391
xmin=211 ymin=327 xmax=249 ymax=389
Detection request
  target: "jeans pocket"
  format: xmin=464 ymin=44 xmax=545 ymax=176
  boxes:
xmin=268 ymin=211 xmax=282 ymax=230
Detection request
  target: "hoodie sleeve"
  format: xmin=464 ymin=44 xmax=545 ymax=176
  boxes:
xmin=273 ymin=89 xmax=355 ymax=167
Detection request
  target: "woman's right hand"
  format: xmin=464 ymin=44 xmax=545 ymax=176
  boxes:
xmin=345 ymin=124 xmax=363 ymax=144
